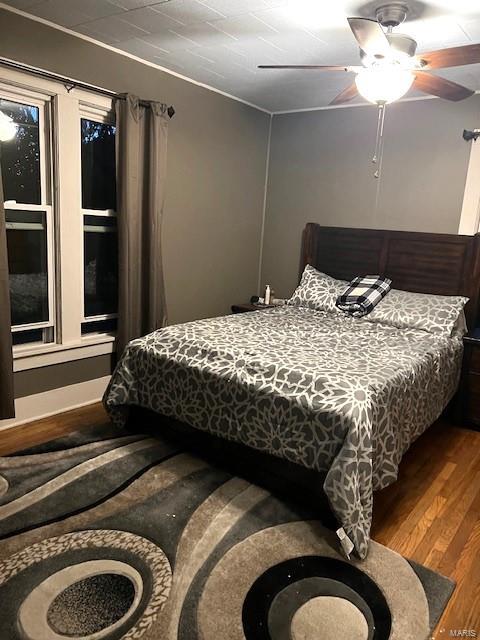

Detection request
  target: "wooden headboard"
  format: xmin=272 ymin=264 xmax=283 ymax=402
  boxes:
xmin=300 ymin=224 xmax=480 ymax=329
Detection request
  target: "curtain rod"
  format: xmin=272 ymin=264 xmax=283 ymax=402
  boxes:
xmin=0 ymin=56 xmax=175 ymax=118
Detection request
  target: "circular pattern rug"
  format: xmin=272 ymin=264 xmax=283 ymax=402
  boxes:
xmin=0 ymin=425 xmax=455 ymax=639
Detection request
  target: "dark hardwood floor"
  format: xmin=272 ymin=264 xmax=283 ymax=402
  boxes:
xmin=1 ymin=404 xmax=479 ymax=636
xmin=0 ymin=403 xmax=107 ymax=457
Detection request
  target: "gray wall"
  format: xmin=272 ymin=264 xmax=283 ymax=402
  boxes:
xmin=262 ymin=96 xmax=480 ymax=298
xmin=0 ymin=10 xmax=270 ymax=398
xmin=0 ymin=9 xmax=270 ymax=326
xmin=2 ymin=9 xmax=478 ymax=402
xmin=14 ymin=356 xmax=113 ymax=399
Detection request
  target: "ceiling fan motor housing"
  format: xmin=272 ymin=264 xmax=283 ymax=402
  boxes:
xmin=375 ymin=3 xmax=408 ymax=28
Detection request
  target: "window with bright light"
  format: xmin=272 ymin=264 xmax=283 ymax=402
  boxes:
xmin=0 ymin=70 xmax=117 ymax=364
xmin=0 ymin=94 xmax=54 ymax=348
xmin=0 ymin=99 xmax=42 ymax=204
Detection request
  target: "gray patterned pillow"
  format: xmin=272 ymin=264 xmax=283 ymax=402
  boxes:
xmin=288 ymin=265 xmax=347 ymax=313
xmin=364 ymin=288 xmax=468 ymax=336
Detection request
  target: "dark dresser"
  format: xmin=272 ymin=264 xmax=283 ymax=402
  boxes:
xmin=231 ymin=303 xmax=275 ymax=314
xmin=462 ymin=329 xmax=480 ymax=429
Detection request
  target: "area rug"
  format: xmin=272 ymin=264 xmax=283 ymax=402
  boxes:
xmin=0 ymin=424 xmax=454 ymax=640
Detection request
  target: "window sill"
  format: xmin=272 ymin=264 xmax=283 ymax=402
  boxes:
xmin=13 ymin=335 xmax=116 ymax=372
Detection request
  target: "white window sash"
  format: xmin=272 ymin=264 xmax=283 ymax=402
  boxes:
xmin=1 ymin=85 xmax=55 ymax=338
xmin=0 ymin=66 xmax=116 ymax=362
xmin=6 ymin=204 xmax=55 ymax=333
xmin=11 ymin=322 xmax=52 ymax=332
xmin=83 ymin=210 xmax=117 ymax=229
xmin=80 ymin=105 xmax=117 ymax=326
xmin=0 ymin=85 xmax=52 ymax=207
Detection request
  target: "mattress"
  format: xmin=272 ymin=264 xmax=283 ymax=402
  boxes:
xmin=104 ymin=305 xmax=463 ymax=558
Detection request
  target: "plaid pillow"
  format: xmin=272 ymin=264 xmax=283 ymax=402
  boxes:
xmin=336 ymin=275 xmax=392 ymax=318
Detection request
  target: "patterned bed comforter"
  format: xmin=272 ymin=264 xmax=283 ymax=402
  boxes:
xmin=104 ymin=305 xmax=463 ymax=558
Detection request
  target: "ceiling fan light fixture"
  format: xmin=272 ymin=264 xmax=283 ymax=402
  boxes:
xmin=355 ymin=66 xmax=414 ymax=104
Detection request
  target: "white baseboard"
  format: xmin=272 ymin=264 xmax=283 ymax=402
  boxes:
xmin=0 ymin=375 xmax=111 ymax=431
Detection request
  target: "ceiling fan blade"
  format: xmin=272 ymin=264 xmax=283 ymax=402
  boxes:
xmin=257 ymin=65 xmax=358 ymax=71
xmin=419 ymin=43 xmax=480 ymax=70
xmin=347 ymin=17 xmax=391 ymax=57
xmin=414 ymin=71 xmax=474 ymax=101
xmin=329 ymin=82 xmax=359 ymax=105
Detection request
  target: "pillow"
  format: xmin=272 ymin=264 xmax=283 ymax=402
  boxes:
xmin=288 ymin=265 xmax=347 ymax=313
xmin=336 ymin=275 xmax=392 ymax=318
xmin=364 ymin=288 xmax=469 ymax=336
xmin=452 ymin=310 xmax=468 ymax=338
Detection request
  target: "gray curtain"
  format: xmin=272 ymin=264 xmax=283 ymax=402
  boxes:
xmin=115 ymin=94 xmax=169 ymax=354
xmin=0 ymin=166 xmax=14 ymax=418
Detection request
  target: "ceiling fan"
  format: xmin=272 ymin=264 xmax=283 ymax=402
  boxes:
xmin=258 ymin=2 xmax=480 ymax=106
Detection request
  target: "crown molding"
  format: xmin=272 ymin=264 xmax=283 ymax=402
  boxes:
xmin=271 ymin=90 xmax=480 ymax=115
xmin=272 ymin=93 xmax=438 ymax=115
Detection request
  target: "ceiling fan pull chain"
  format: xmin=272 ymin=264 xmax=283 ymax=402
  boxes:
xmin=372 ymin=102 xmax=383 ymax=165
xmin=373 ymin=102 xmax=386 ymax=178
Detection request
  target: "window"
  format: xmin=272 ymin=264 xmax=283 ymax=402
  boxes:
xmin=0 ymin=92 xmax=54 ymax=347
xmin=0 ymin=69 xmax=117 ymax=369
xmin=81 ymin=118 xmax=116 ymax=210
xmin=0 ymin=98 xmax=41 ymax=205
xmin=83 ymin=215 xmax=118 ymax=318
xmin=80 ymin=116 xmax=118 ymax=335
xmin=6 ymin=210 xmax=49 ymax=325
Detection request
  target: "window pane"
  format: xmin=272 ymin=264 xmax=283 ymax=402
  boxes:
xmin=81 ymin=118 xmax=116 ymax=210
xmin=6 ymin=209 xmax=49 ymax=326
xmin=81 ymin=318 xmax=117 ymax=335
xmin=0 ymin=99 xmax=41 ymax=205
xmin=12 ymin=327 xmax=53 ymax=346
xmin=84 ymin=216 xmax=118 ymax=317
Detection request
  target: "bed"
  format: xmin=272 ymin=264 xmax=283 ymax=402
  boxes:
xmin=104 ymin=224 xmax=480 ymax=559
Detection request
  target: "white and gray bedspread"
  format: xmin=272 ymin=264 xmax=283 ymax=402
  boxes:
xmin=103 ymin=305 xmax=463 ymax=558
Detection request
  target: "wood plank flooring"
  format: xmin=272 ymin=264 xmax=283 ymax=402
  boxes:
xmin=0 ymin=403 xmax=107 ymax=456
xmin=372 ymin=419 xmax=480 ymax=637
xmin=1 ymin=404 xmax=479 ymax=637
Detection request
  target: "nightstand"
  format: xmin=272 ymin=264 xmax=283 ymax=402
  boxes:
xmin=461 ymin=330 xmax=480 ymax=430
xmin=231 ymin=303 xmax=275 ymax=314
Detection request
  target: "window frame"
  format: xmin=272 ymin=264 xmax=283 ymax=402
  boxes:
xmin=0 ymin=83 xmax=56 ymax=345
xmin=7 ymin=205 xmax=55 ymax=334
xmin=0 ymin=67 xmax=116 ymax=371
xmin=0 ymin=82 xmax=52 ymax=205
xmin=79 ymin=105 xmax=118 ymax=329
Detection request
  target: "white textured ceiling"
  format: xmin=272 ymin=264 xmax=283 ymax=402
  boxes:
xmin=4 ymin=0 xmax=480 ymax=112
